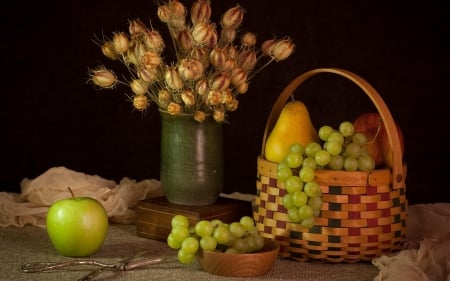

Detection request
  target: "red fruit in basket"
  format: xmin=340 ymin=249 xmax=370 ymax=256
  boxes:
xmin=353 ymin=112 xmax=404 ymax=168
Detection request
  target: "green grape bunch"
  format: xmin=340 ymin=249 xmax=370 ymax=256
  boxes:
xmin=277 ymin=121 xmax=376 ymax=227
xmin=167 ymin=214 xmax=265 ymax=264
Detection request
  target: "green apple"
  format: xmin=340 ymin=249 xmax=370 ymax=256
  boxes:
xmin=46 ymin=192 xmax=109 ymax=257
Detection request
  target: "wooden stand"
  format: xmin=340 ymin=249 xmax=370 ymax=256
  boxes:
xmin=135 ymin=196 xmax=253 ymax=241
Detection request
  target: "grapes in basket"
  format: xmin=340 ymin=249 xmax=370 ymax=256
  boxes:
xmin=167 ymin=214 xmax=265 ymax=264
xmin=278 ymin=121 xmax=377 ymax=227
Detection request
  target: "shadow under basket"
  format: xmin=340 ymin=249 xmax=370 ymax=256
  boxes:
xmin=253 ymin=68 xmax=408 ymax=263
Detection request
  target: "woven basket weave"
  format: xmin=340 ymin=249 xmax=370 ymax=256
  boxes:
xmin=254 ymin=68 xmax=407 ymax=262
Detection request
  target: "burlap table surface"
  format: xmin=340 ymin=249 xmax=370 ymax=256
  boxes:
xmin=0 ymin=223 xmax=378 ymax=281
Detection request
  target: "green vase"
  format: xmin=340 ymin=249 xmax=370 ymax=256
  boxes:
xmin=159 ymin=110 xmax=224 ymax=206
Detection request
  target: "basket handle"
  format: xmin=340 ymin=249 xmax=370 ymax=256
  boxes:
xmin=261 ymin=68 xmax=405 ymax=188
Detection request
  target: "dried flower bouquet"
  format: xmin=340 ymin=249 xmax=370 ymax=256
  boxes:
xmin=88 ymin=0 xmax=295 ymax=122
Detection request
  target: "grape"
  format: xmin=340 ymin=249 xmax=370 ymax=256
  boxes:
xmin=339 ymin=121 xmax=355 ymax=137
xmin=232 ymin=238 xmax=248 ymax=253
xmin=171 ymin=225 xmax=190 ymax=242
xmin=239 ymin=216 xmax=255 ymax=231
xmin=298 ymin=205 xmax=314 ymax=220
xmin=324 ymin=140 xmax=342 ymax=155
xmin=213 ymin=225 xmax=233 ymax=245
xmin=315 ymin=150 xmax=331 ymax=166
xmin=287 ymin=207 xmax=301 ymax=223
xmin=253 ymin=234 xmax=265 ymax=250
xmin=345 ymin=142 xmax=361 ymax=158
xmin=177 ymin=249 xmax=195 ymax=264
xmin=304 ymin=181 xmax=321 ymax=198
xmin=302 ymin=157 xmax=317 ymax=170
xmin=305 ymin=142 xmax=321 ymax=157
xmin=195 ymin=220 xmax=214 ymax=237
xmin=300 ymin=217 xmax=316 ymax=229
xmin=327 ymin=131 xmax=345 ymax=145
xmin=358 ymin=155 xmax=375 ymax=171
xmin=352 ymin=132 xmax=368 ymax=145
xmin=286 ymin=152 xmax=303 ymax=168
xmin=284 ymin=175 xmax=304 ymax=193
xmin=328 ymin=155 xmax=344 ymax=170
xmin=168 ymin=215 xmax=265 ymax=263
xmin=181 ymin=236 xmax=199 ymax=254
xmin=308 ymin=196 xmax=323 ymax=211
xmin=344 ymin=156 xmax=358 ymax=171
xmin=299 ymin=166 xmax=315 ymax=182
xmin=200 ymin=236 xmax=217 ymax=251
xmin=318 ymin=125 xmax=334 ymax=141
xmin=210 ymin=219 xmax=223 ymax=228
xmin=225 ymin=248 xmax=241 ymax=254
xmin=290 ymin=143 xmax=304 ymax=154
xmin=291 ymin=191 xmax=308 ymax=207
xmin=277 ymin=166 xmax=293 ymax=181
xmin=282 ymin=193 xmax=295 ymax=209
xmin=167 ymin=233 xmax=182 ymax=249
xmin=275 ymin=121 xmax=377 ymax=229
xmin=171 ymin=214 xmax=189 ymax=228
xmin=229 ymin=222 xmax=247 ymax=238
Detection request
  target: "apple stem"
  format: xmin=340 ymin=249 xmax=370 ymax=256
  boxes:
xmin=68 ymin=187 xmax=75 ymax=198
xmin=366 ymin=117 xmax=382 ymax=145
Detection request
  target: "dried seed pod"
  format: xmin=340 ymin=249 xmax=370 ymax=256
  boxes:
xmin=225 ymin=98 xmax=239 ymax=111
xmin=209 ymin=71 xmax=231 ymax=91
xmin=194 ymin=110 xmax=206 ymax=122
xmin=113 ymin=32 xmax=129 ymax=53
xmin=129 ymin=18 xmax=148 ymax=37
xmin=167 ymin=102 xmax=182 ymax=115
xmin=241 ymin=32 xmax=256 ymax=48
xmin=219 ymin=27 xmax=236 ymax=44
xmin=133 ymin=95 xmax=149 ymax=110
xmin=213 ymin=107 xmax=225 ymax=122
xmin=178 ymin=58 xmax=204 ymax=80
xmin=231 ymin=67 xmax=248 ymax=87
xmin=221 ymin=88 xmax=233 ymax=104
xmin=143 ymin=30 xmax=165 ymax=52
xmin=190 ymin=0 xmax=211 ymax=25
xmin=141 ymin=51 xmax=162 ymax=69
xmin=158 ymin=89 xmax=172 ymax=107
xmin=164 ymin=67 xmax=183 ymax=90
xmin=130 ymin=79 xmax=148 ymax=95
xmin=90 ymin=67 xmax=117 ymax=88
xmin=157 ymin=5 xmax=171 ymax=22
xmin=177 ymin=29 xmax=193 ymax=52
xmin=101 ymin=41 xmax=118 ymax=60
xmin=206 ymin=90 xmax=222 ymax=105
xmin=138 ymin=67 xmax=160 ymax=83
xmin=167 ymin=0 xmax=186 ymax=30
xmin=191 ymin=47 xmax=210 ymax=68
xmin=237 ymin=49 xmax=257 ymax=71
xmin=236 ymin=81 xmax=248 ymax=94
xmin=192 ymin=23 xmax=217 ymax=47
xmin=181 ymin=89 xmax=196 ymax=106
xmin=226 ymin=45 xmax=238 ymax=59
xmin=209 ymin=47 xmax=227 ymax=68
xmin=195 ymin=78 xmax=209 ymax=96
xmin=261 ymin=39 xmax=276 ymax=56
xmin=219 ymin=59 xmax=236 ymax=72
xmin=221 ymin=5 xmax=244 ymax=29
xmin=271 ymin=38 xmax=295 ymax=61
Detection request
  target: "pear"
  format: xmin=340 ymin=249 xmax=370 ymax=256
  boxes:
xmin=265 ymin=100 xmax=319 ymax=163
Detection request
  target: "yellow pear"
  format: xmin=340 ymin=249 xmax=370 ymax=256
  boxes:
xmin=265 ymin=100 xmax=319 ymax=163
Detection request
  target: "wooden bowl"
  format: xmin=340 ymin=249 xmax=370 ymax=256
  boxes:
xmin=197 ymin=239 xmax=279 ymax=277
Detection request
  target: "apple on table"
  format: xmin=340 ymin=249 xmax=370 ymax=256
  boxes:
xmin=46 ymin=188 xmax=109 ymax=257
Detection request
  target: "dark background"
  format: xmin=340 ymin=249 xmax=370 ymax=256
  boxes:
xmin=1 ymin=0 xmax=448 ymax=204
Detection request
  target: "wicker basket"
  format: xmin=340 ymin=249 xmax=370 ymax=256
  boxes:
xmin=254 ymin=68 xmax=407 ymax=262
